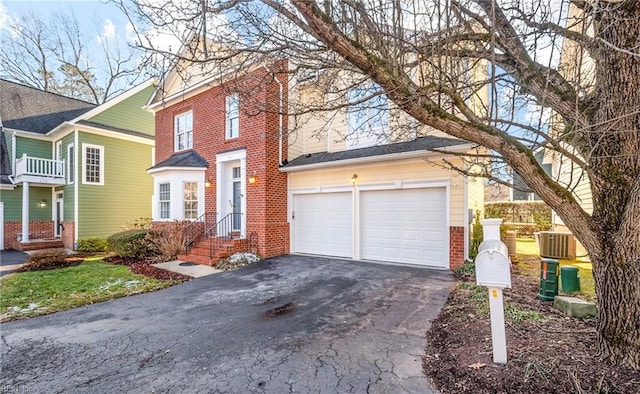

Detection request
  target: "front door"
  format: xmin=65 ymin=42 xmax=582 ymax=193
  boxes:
xmin=55 ymin=192 xmax=64 ymax=237
xmin=231 ymin=167 xmax=242 ymax=231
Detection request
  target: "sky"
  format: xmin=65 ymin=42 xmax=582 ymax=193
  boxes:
xmin=1 ymin=0 xmax=131 ymax=40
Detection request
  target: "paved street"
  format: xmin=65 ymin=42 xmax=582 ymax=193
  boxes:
xmin=1 ymin=255 xmax=452 ymax=393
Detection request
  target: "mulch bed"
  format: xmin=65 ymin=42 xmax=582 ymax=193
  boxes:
xmin=102 ymin=256 xmax=192 ymax=282
xmin=424 ymin=265 xmax=640 ymax=393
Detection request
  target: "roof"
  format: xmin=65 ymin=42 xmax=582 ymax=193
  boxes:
xmin=148 ymin=150 xmax=209 ymax=171
xmin=0 ymin=79 xmax=95 ymax=134
xmin=282 ymin=136 xmax=471 ymax=168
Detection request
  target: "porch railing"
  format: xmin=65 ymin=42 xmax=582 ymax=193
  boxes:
xmin=182 ymin=212 xmax=217 ymax=254
xmin=15 ymin=154 xmax=65 ymax=179
xmin=210 ymin=213 xmax=243 ymax=257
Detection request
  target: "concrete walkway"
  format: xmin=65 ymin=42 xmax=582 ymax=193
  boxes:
xmin=152 ymin=260 xmax=222 ymax=278
xmin=1 ymin=255 xmax=451 ymax=393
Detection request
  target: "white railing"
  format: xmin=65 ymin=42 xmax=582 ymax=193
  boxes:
xmin=15 ymin=154 xmax=65 ymax=179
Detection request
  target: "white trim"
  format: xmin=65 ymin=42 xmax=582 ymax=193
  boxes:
xmin=225 ymin=93 xmax=240 ymax=139
xmin=174 ymin=110 xmax=194 ymax=151
xmin=280 ymin=144 xmax=475 ymax=172
xmin=81 ymin=143 xmax=105 ymax=186
xmin=67 ymin=143 xmax=75 ymax=184
xmin=54 ymin=191 xmax=64 ymax=238
xmin=147 ymin=166 xmax=206 ymax=175
xmin=11 ymin=132 xmax=16 ymax=175
xmin=463 ymin=174 xmax=470 ymax=262
xmin=74 ymin=130 xmax=79 ymax=246
xmin=0 ymin=202 xmax=4 ymax=249
xmin=8 ymin=129 xmax=51 ymax=141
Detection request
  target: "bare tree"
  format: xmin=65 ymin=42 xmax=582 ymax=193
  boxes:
xmin=0 ymin=10 xmax=145 ymax=103
xmin=119 ymin=0 xmax=640 ymax=369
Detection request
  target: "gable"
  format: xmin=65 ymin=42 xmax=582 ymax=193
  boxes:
xmin=87 ymin=85 xmax=155 ymax=136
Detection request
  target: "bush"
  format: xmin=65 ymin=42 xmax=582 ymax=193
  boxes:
xmin=469 ymin=210 xmax=483 ymax=260
xmin=145 ymin=221 xmax=189 ymax=262
xmin=120 ymin=217 xmax=152 ymax=231
xmin=107 ymin=229 xmax=157 ymax=259
xmin=76 ymin=237 xmax=108 ymax=253
xmin=17 ymin=250 xmax=82 ymax=272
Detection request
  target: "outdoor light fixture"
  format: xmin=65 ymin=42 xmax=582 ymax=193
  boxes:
xmin=39 ymin=199 xmax=47 ymax=207
xmin=351 ymin=174 xmax=358 ymax=185
xmin=205 ymin=180 xmax=213 ymax=188
xmin=248 ymin=172 xmax=257 ymax=184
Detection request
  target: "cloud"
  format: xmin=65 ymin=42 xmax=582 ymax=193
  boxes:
xmin=96 ymin=19 xmax=116 ymax=43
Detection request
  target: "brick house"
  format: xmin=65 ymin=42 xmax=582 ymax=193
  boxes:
xmin=147 ymin=44 xmax=486 ymax=270
xmin=145 ymin=61 xmax=290 ymax=263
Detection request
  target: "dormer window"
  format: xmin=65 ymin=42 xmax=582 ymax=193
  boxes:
xmin=226 ymin=94 xmax=239 ymax=139
xmin=175 ymin=111 xmax=193 ymax=151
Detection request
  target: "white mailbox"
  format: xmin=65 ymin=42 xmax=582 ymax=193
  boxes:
xmin=475 ymin=239 xmax=511 ymax=288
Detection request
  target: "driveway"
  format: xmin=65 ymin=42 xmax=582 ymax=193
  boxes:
xmin=0 ymin=250 xmax=29 ymax=276
xmin=0 ymin=255 xmax=452 ymax=393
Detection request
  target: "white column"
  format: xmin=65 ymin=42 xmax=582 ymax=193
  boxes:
xmin=21 ymin=181 xmax=30 ymax=242
xmin=488 ymin=287 xmax=507 ymax=364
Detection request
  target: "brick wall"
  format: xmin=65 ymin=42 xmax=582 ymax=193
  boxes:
xmin=449 ymin=226 xmax=465 ymax=270
xmin=3 ymin=221 xmax=55 ymax=250
xmin=61 ymin=221 xmax=75 ymax=250
xmin=154 ymin=63 xmax=290 ymax=259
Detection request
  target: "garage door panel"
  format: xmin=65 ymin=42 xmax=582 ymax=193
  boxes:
xmin=294 ymin=193 xmax=352 ymax=258
xmin=361 ymin=188 xmax=447 ymax=268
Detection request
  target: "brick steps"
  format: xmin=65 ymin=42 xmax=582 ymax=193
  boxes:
xmin=20 ymin=239 xmax=64 ymax=251
xmin=178 ymin=237 xmax=249 ymax=267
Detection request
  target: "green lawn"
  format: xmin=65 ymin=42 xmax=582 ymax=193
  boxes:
xmin=515 ymin=237 xmax=595 ymax=299
xmin=0 ymin=259 xmax=177 ymax=322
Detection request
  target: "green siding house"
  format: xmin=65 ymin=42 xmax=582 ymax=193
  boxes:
xmin=0 ymin=79 xmax=155 ymax=250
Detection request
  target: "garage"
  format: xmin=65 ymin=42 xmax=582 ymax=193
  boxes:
xmin=293 ymin=192 xmax=353 ymax=257
xmin=360 ymin=187 xmax=447 ymax=267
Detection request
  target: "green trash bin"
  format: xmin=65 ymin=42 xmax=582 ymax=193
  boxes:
xmin=539 ymin=258 xmax=560 ymax=301
xmin=561 ymin=266 xmax=581 ymax=293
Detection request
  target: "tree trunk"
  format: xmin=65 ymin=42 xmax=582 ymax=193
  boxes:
xmin=585 ymin=1 xmax=640 ymax=369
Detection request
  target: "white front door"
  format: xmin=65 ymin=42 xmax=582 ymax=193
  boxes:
xmin=54 ymin=192 xmax=64 ymax=237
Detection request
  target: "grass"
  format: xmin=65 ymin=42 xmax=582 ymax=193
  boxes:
xmin=458 ymin=282 xmax=544 ymax=324
xmin=0 ymin=259 xmax=177 ymax=322
xmin=515 ymin=237 xmax=595 ymax=299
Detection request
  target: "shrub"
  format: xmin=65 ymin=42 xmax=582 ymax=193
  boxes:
xmin=145 ymin=221 xmax=189 ymax=262
xmin=120 ymin=217 xmax=152 ymax=231
xmin=107 ymin=229 xmax=157 ymax=259
xmin=76 ymin=237 xmax=108 ymax=253
xmin=469 ymin=210 xmax=483 ymax=260
xmin=17 ymin=250 xmax=82 ymax=272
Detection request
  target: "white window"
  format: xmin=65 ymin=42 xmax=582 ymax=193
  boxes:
xmin=183 ymin=182 xmax=198 ymax=219
xmin=159 ymin=183 xmax=171 ymax=219
xmin=82 ymin=143 xmax=104 ymax=185
xmin=226 ymin=94 xmax=239 ymax=139
xmin=175 ymin=111 xmax=193 ymax=151
xmin=347 ymin=85 xmax=389 ymax=149
xmin=67 ymin=144 xmax=75 ymax=184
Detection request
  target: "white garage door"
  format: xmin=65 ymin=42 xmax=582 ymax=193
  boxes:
xmin=293 ymin=192 xmax=352 ymax=258
xmin=360 ymin=188 xmax=447 ymax=267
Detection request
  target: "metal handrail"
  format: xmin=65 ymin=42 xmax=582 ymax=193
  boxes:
xmin=210 ymin=213 xmax=243 ymax=257
xmin=182 ymin=212 xmax=217 ymax=254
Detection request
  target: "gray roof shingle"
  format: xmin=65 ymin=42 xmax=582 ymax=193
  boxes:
xmin=148 ymin=150 xmax=209 ymax=170
xmin=283 ymin=136 xmax=471 ymax=168
xmin=0 ymin=79 xmax=95 ymax=134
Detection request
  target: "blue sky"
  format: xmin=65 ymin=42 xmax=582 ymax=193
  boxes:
xmin=1 ymin=0 xmax=130 ymax=37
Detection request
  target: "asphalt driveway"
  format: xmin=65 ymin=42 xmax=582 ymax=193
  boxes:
xmin=1 ymin=255 xmax=452 ymax=393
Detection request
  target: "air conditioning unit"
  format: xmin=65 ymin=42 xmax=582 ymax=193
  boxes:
xmin=538 ymin=231 xmax=576 ymax=260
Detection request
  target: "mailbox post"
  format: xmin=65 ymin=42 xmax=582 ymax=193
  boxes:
xmin=475 ymin=219 xmax=511 ymax=364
